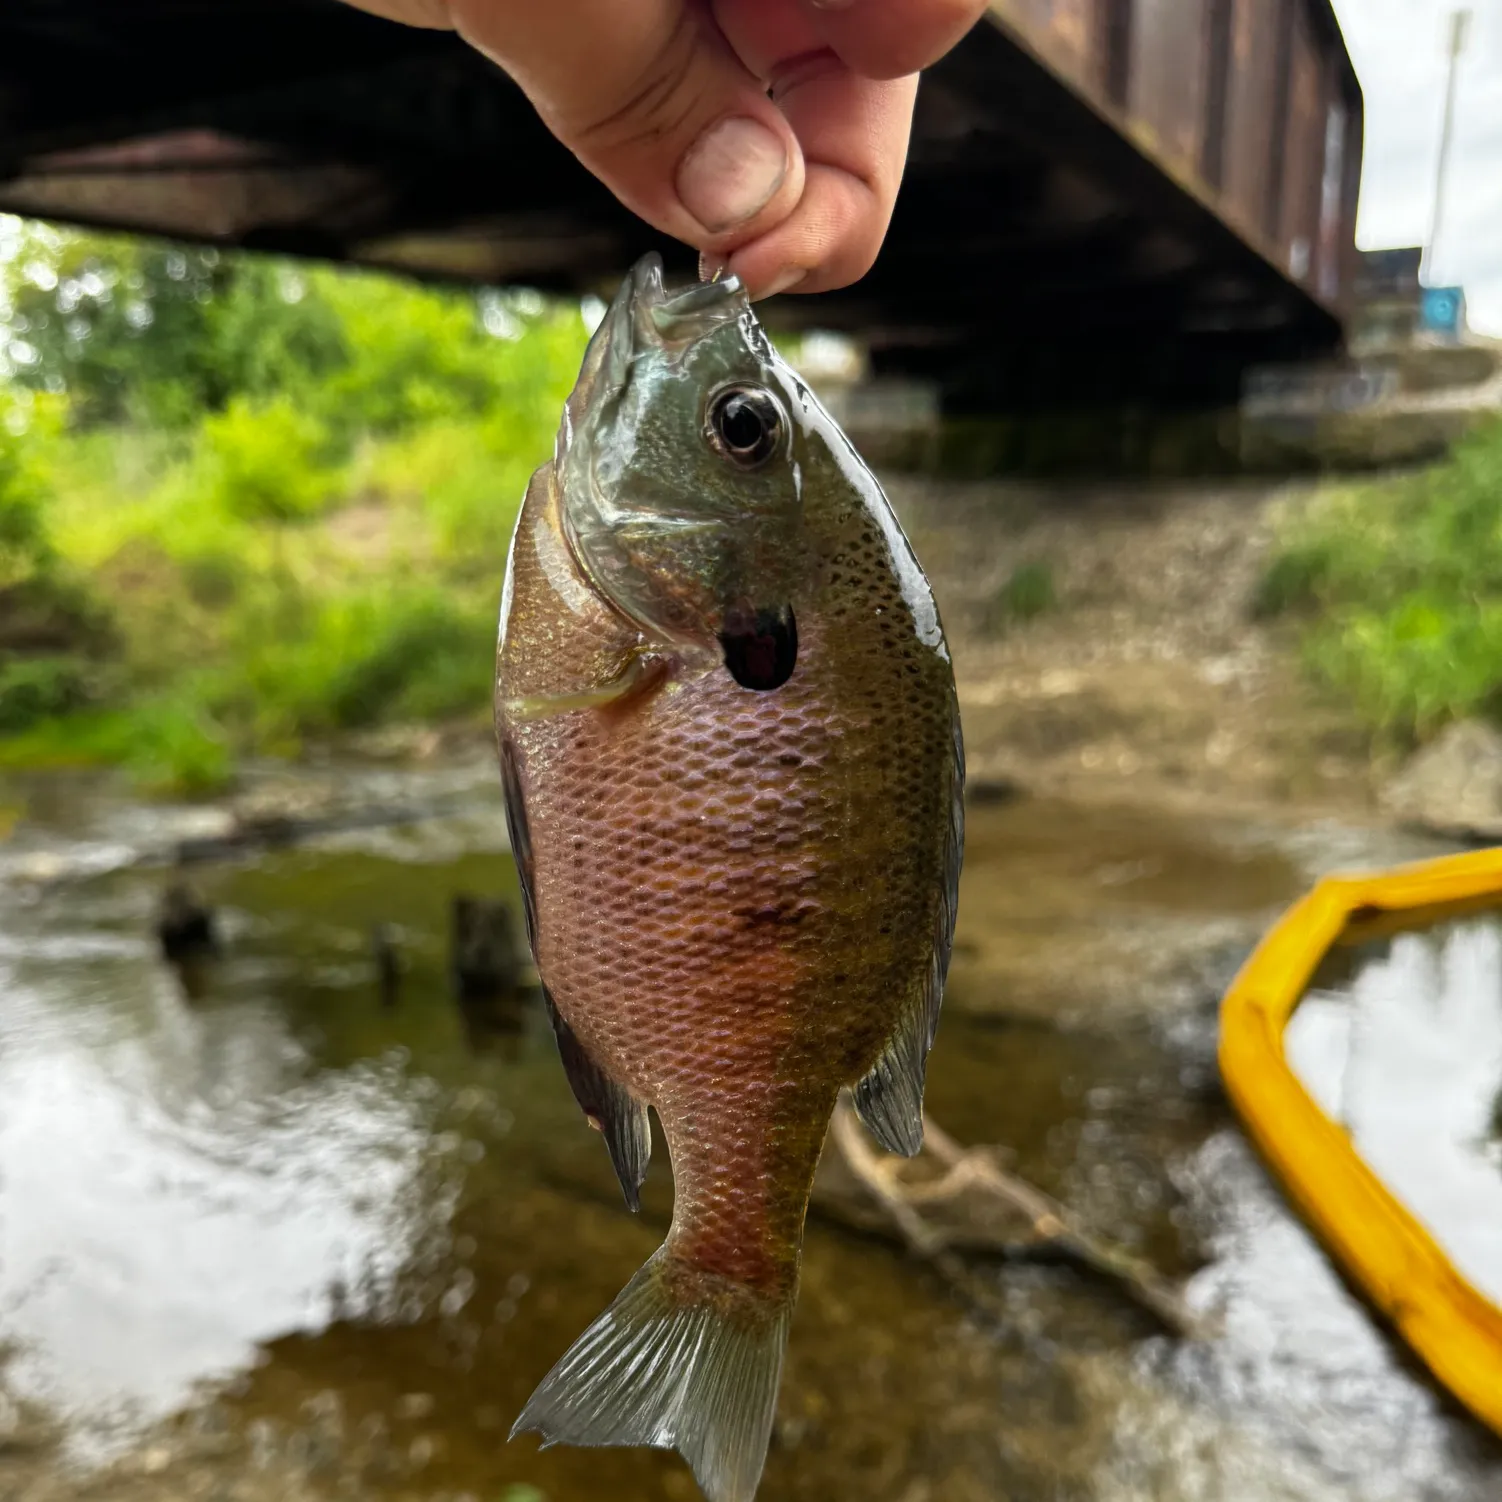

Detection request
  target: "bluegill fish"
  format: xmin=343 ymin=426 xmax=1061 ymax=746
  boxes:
xmin=497 ymin=255 xmax=963 ymax=1502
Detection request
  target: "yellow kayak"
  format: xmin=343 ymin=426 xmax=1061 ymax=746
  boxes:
xmin=1219 ymin=847 xmax=1502 ymax=1439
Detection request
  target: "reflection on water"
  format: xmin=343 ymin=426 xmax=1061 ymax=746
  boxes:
xmin=0 ymin=769 xmax=1500 ymax=1499
xmin=0 ymin=931 xmax=443 ymax=1454
xmin=1288 ymin=917 xmax=1502 ymax=1305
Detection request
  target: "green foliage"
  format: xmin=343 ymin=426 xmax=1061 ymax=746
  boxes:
xmin=197 ymin=396 xmax=344 ymax=523
xmin=0 ymin=655 xmax=92 ymax=732
xmin=0 ymin=217 xmax=590 ymax=792
xmin=0 ymin=697 xmax=233 ymax=793
xmin=124 ymin=696 xmax=234 ymax=795
xmin=0 ymin=391 xmax=63 ymax=586
xmin=3 ymin=220 xmax=582 ymax=439
xmin=1262 ymin=419 xmax=1502 ymax=741
xmin=366 ymin=418 xmax=534 ymax=562
xmin=991 ymin=559 xmax=1057 ymax=627
xmin=1252 ymin=538 xmax=1338 ymax=619
xmin=228 ymin=589 xmax=497 ymax=742
xmin=3 ymin=224 xmax=232 ymax=425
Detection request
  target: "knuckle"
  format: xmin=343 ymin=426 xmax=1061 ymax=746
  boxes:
xmin=577 ymin=10 xmax=707 ymax=150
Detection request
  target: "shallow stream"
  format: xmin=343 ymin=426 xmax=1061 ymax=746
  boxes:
xmin=1 ymin=760 xmax=1500 ymax=1501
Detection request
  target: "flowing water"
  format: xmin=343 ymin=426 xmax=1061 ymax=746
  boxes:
xmin=1 ymin=759 xmax=1501 ymax=1501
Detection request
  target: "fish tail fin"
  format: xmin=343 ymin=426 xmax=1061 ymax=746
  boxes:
xmin=510 ymin=1245 xmax=792 ymax=1502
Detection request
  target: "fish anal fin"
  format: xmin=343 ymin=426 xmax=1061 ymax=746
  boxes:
xmin=511 ymin=1247 xmax=791 ymax=1502
xmin=542 ymin=987 xmax=650 ymax=1210
xmin=854 ymin=697 xmax=965 ymax=1159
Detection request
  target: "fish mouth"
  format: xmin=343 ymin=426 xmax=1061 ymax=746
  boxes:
xmin=570 ymin=254 xmax=748 ymax=418
xmin=569 ymin=253 xmax=752 ymax=436
xmin=626 ymin=252 xmax=749 ymax=348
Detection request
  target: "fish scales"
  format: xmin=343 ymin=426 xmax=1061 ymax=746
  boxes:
xmin=498 ymin=255 xmax=962 ymax=1502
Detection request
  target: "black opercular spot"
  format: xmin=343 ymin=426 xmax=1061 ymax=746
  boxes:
xmin=720 ymin=606 xmax=797 ymax=691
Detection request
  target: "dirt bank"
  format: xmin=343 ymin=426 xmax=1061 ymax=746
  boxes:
xmin=887 ymin=474 xmax=1378 ymax=822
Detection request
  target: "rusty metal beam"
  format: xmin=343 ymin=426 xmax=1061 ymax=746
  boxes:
xmin=0 ymin=0 xmax=1364 ymax=413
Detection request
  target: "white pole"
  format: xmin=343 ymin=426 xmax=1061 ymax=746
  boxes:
xmin=1423 ymin=8 xmax=1472 ymax=286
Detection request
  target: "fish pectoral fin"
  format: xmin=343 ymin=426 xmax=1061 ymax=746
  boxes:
xmin=501 ymin=653 xmax=668 ymax=723
xmin=542 ymin=987 xmax=651 ymax=1210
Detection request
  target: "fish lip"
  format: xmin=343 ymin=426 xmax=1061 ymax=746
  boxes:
xmin=626 ymin=252 xmax=748 ymax=342
xmin=653 ymin=273 xmax=747 ymax=322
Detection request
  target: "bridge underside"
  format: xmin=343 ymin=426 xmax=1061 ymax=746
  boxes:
xmin=1 ymin=1 xmax=1358 ymax=412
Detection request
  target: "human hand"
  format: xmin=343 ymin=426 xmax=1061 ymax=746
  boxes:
xmin=338 ymin=0 xmax=988 ymax=297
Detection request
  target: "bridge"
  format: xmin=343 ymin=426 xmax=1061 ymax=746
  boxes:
xmin=1 ymin=0 xmax=1363 ymax=412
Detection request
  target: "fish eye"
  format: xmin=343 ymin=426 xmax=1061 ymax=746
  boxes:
xmin=705 ymin=385 xmax=784 ymax=470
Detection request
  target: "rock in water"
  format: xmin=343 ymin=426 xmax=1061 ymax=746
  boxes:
xmin=1382 ymin=720 xmax=1502 ymax=842
xmin=156 ymin=880 xmax=216 ymax=962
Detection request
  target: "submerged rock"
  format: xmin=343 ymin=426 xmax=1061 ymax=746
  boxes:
xmin=1382 ymin=720 xmax=1502 ymax=842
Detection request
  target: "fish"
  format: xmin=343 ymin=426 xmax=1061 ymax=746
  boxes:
xmin=496 ymin=253 xmax=963 ymax=1502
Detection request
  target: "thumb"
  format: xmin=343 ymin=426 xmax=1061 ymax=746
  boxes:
xmin=447 ymin=1 xmax=806 ymax=255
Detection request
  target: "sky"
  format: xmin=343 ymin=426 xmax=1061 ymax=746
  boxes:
xmin=1334 ymin=0 xmax=1502 ymax=332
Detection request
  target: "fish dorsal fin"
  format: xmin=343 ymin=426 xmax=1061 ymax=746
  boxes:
xmin=853 ymin=701 xmax=965 ymax=1157
xmin=542 ymin=986 xmax=652 ymax=1210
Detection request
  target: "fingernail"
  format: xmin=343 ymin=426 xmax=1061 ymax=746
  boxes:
xmin=677 ymin=117 xmax=788 ymax=234
xmin=756 ymin=267 xmax=807 ymax=300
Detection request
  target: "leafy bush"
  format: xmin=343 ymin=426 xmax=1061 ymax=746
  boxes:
xmin=1252 ymin=538 xmax=1338 ymax=619
xmin=125 ymin=697 xmax=233 ymax=795
xmin=0 ymin=393 xmax=61 ymax=587
xmin=0 ymin=222 xmax=589 ymax=786
xmin=0 ymin=655 xmax=92 ymax=732
xmin=196 ymin=396 xmax=344 ymax=524
xmin=317 ymin=592 xmax=495 ymax=730
xmin=1262 ymin=420 xmax=1502 ymax=741
xmin=366 ymin=418 xmax=534 ymax=562
xmin=220 ymin=588 xmax=496 ymax=745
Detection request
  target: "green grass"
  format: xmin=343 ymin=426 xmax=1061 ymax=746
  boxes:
xmin=990 ymin=559 xmax=1057 ymax=628
xmin=0 ymin=236 xmax=588 ymax=795
xmin=1258 ymin=419 xmax=1502 ymax=743
xmin=3 ymin=359 xmax=568 ymax=794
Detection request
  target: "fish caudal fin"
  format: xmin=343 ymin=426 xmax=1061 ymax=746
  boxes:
xmin=511 ymin=1247 xmax=792 ymax=1502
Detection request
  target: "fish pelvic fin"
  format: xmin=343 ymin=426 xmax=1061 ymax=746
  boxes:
xmin=511 ymin=1246 xmax=792 ymax=1502
xmin=542 ymin=987 xmax=651 ymax=1211
xmin=854 ymin=696 xmax=965 ymax=1158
